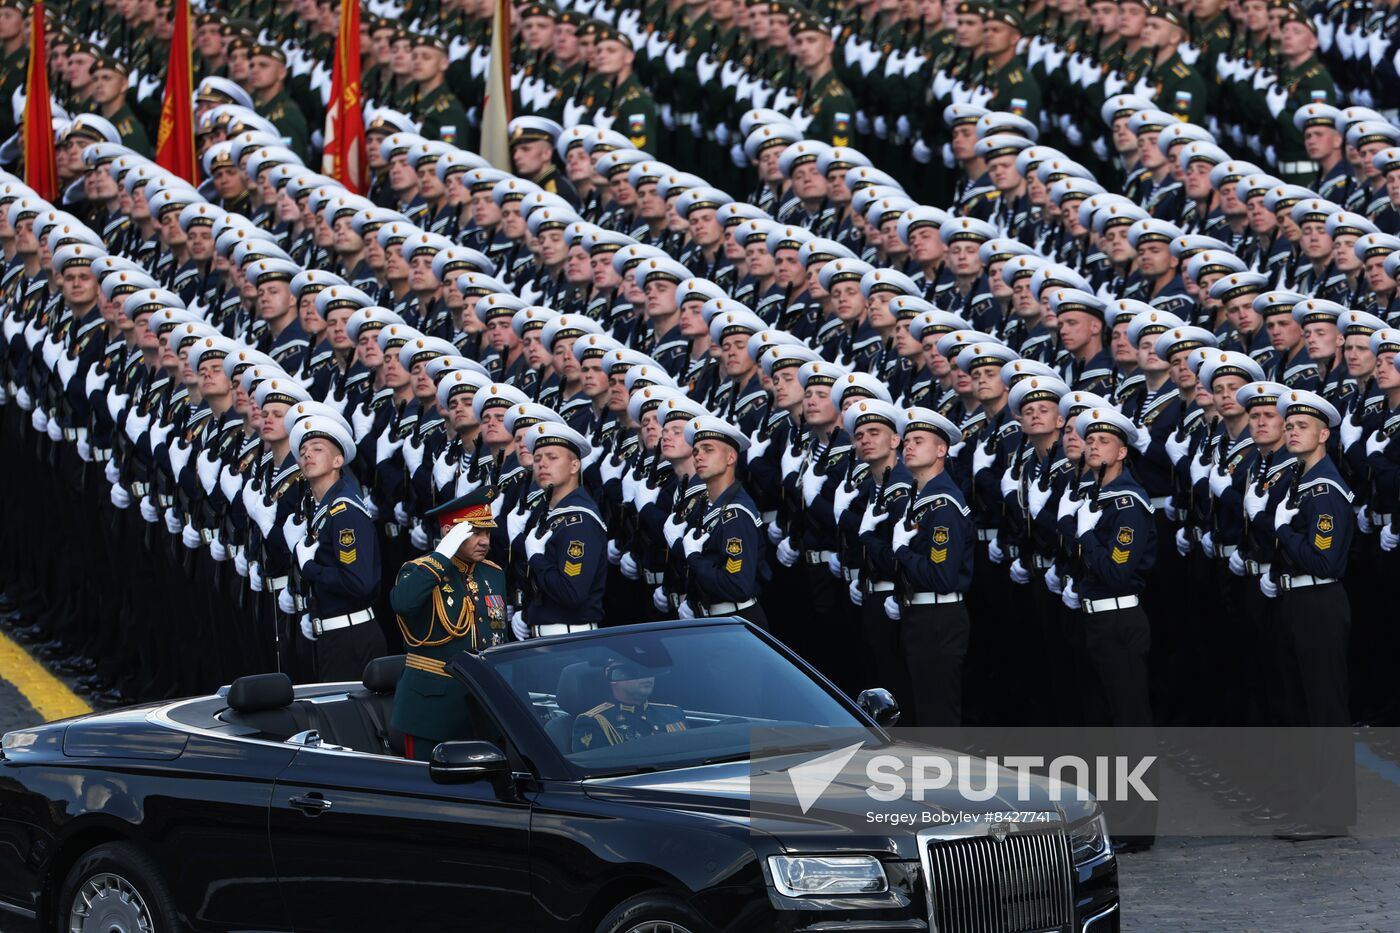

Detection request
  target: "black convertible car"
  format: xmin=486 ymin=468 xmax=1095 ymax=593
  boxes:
xmin=0 ymin=618 xmax=1118 ymax=932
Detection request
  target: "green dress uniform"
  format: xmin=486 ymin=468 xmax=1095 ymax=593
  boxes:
xmin=389 ymin=553 xmax=508 ymax=759
xmin=799 ymin=70 xmax=856 ymax=148
xmin=1273 ymin=55 xmax=1337 ymax=180
xmin=109 ymin=103 xmax=151 ymax=156
xmin=0 ymin=45 xmax=26 ymax=143
xmin=606 ymin=75 xmax=657 ymax=154
xmin=980 ymin=55 xmax=1041 ymax=125
xmin=256 ymin=89 xmax=311 ymax=161
xmin=1150 ymin=51 xmax=1208 ymax=125
xmin=416 ymin=82 xmax=471 ymax=148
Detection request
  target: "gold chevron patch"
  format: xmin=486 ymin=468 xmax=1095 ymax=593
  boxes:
xmin=338 ymin=548 xmax=357 ymax=565
xmin=1313 ymin=534 xmax=1332 ymax=550
xmin=725 ymin=557 xmax=743 ymax=574
xmin=564 ymin=560 xmax=583 ymax=577
xmin=930 ymin=546 xmax=947 ymax=564
xmin=1110 ymin=547 xmax=1130 ymax=564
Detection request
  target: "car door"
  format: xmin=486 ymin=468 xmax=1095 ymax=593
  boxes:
xmin=269 ymin=745 xmax=533 ymax=933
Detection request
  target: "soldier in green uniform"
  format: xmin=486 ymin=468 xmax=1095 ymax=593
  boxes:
xmin=0 ymin=0 xmax=27 ymax=145
xmin=88 ymin=55 xmax=152 ymax=156
xmin=412 ymin=33 xmax=471 ymax=149
xmin=571 ymin=659 xmax=689 ymax=751
xmin=977 ymin=7 xmax=1041 ymax=124
xmin=1142 ymin=2 xmax=1208 ymax=125
xmin=591 ymin=27 xmax=657 ymax=155
xmin=790 ymin=10 xmax=856 ymax=147
xmin=248 ymin=44 xmax=311 ymax=161
xmin=1267 ymin=8 xmax=1337 ymax=184
xmin=389 ymin=489 xmax=509 ymax=761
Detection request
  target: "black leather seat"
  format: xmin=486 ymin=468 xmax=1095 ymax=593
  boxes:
xmin=545 ymin=662 xmax=608 ymax=752
xmin=219 ymin=673 xmax=309 ymax=738
xmin=344 ymin=655 xmax=406 ymax=756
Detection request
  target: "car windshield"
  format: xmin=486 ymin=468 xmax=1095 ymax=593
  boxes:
xmin=484 ymin=622 xmax=877 ymax=776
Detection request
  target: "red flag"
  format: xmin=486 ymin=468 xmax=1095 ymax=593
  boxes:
xmin=322 ymin=0 xmax=366 ymax=194
xmin=155 ymin=0 xmax=197 ymax=183
xmin=22 ymin=0 xmax=57 ymax=201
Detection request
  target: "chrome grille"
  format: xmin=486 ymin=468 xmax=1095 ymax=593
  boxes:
xmin=920 ymin=823 xmax=1075 ymax=933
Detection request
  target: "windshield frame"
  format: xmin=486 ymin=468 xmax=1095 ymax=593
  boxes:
xmin=453 ymin=618 xmax=887 ymax=781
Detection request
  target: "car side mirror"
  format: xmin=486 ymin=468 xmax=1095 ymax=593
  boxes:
xmin=856 ymin=688 xmax=901 ymax=728
xmin=428 ymin=741 xmax=511 ymax=784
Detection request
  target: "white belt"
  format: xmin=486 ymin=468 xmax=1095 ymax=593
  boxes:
xmin=907 ymin=592 xmax=963 ymax=605
xmin=201 ymin=528 xmax=216 ymax=545
xmin=130 ymin=481 xmax=149 ymax=497
xmin=384 ymin=521 xmax=402 ymax=538
xmin=866 ymin=580 xmax=895 ymax=593
xmin=1278 ymin=159 xmax=1318 ymax=174
xmin=1083 ymin=595 xmax=1141 ymax=614
xmin=804 ymin=549 xmax=836 ymax=565
xmin=1030 ymin=554 xmax=1052 ymax=569
xmin=705 ymin=598 xmax=756 ymax=616
xmin=268 ymin=575 xmax=289 ymax=592
xmin=1218 ymin=544 xmax=1237 ymax=558
xmin=1150 ymin=496 xmax=1168 ymax=509
xmin=91 ymin=447 xmax=112 ymax=462
xmin=643 ymin=570 xmax=664 ymax=585
xmin=1375 ymin=513 xmax=1393 ymax=525
xmin=1244 ymin=559 xmax=1268 ymax=576
xmin=976 ymin=528 xmax=996 ymax=541
xmin=1279 ymin=574 xmax=1336 ymax=591
xmin=312 ymin=608 xmax=375 ymax=635
xmin=761 ymin=510 xmax=777 ymax=523
xmin=62 ymin=427 xmax=79 ymax=441
xmin=535 ymin=622 xmax=598 ymax=636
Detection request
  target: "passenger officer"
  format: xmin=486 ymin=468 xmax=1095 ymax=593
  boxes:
xmin=570 ymin=658 xmax=688 ymax=751
xmin=286 ymin=413 xmax=387 ymax=682
xmin=390 ymin=488 xmax=508 ymax=761
xmin=886 ymin=406 xmax=973 ymax=727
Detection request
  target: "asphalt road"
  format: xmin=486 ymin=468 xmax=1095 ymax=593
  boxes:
xmin=4 ymin=643 xmax=1400 ymax=932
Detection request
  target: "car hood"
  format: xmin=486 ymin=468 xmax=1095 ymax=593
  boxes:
xmin=584 ymin=738 xmax=1098 ymax=858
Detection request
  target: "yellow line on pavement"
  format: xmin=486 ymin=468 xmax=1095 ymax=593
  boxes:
xmin=0 ymin=630 xmax=91 ymax=722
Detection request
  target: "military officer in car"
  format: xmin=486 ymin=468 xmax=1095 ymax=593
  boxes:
xmin=390 ymin=489 xmax=508 ymax=761
xmin=571 ymin=659 xmax=688 ymax=750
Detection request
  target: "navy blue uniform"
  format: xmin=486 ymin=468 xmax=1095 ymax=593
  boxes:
xmin=687 ymin=481 xmax=769 ymax=620
xmin=526 ymin=487 xmax=607 ymax=628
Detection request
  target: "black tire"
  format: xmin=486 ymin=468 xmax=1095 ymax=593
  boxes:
xmin=594 ymin=892 xmax=716 ymax=933
xmin=55 ymin=841 xmax=182 ymax=933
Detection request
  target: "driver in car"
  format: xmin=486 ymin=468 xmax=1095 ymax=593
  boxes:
xmin=571 ymin=660 xmax=688 ymax=750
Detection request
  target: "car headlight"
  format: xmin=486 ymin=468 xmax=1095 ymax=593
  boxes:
xmin=767 ymin=855 xmax=888 ymax=897
xmin=1070 ymin=813 xmax=1112 ymax=864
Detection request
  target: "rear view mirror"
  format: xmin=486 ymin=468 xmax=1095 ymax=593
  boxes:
xmin=856 ymin=688 xmax=901 ymax=728
xmin=428 ymin=741 xmax=510 ymax=784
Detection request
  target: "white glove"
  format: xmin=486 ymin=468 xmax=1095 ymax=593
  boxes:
xmin=45 ymin=414 xmax=62 ymax=442
xmin=1165 ymin=498 xmax=1182 ymax=522
xmin=776 ymin=537 xmax=799 ymax=567
xmin=233 ymin=547 xmax=248 ymax=576
xmin=973 ymin=441 xmax=995 ymax=474
xmin=746 ymin=431 xmax=771 ymax=462
xmin=883 ymin=595 xmax=901 ymax=620
xmin=14 ymin=386 xmax=32 ymax=411
xmin=800 ymin=461 xmax=826 ymax=506
xmin=31 ymin=407 xmax=47 ymax=434
xmin=987 ymin=534 xmax=1005 ymax=564
xmin=652 ymin=587 xmax=670 ymax=613
xmin=677 ymin=599 xmax=696 ymax=620
xmin=1009 ymin=558 xmax=1030 ymax=584
xmin=295 ymin=537 xmax=320 ymax=569
xmin=1044 ymin=564 xmax=1063 ymax=595
xmin=407 ymin=522 xmax=428 ymax=550
xmin=281 ymin=510 xmax=307 ymax=549
xmin=393 ymin=502 xmax=410 ymax=526
xmin=1165 ymin=431 xmax=1190 ymax=466
xmin=249 ymin=561 xmax=264 ymax=592
xmin=299 ymin=616 xmax=316 ymax=640
xmin=1340 ymin=416 xmax=1362 ymax=450
xmin=1208 ymin=464 xmax=1232 ymax=498
xmin=432 ymin=450 xmax=456 ymax=490
xmin=1367 ymin=432 xmax=1391 ymax=457
xmin=1176 ymin=527 xmax=1192 ymax=556
xmin=607 ymin=539 xmax=622 ymax=565
xmin=109 ymin=483 xmax=131 ymax=509
xmin=681 ymin=528 xmax=705 ymax=558
xmin=1131 ymin=428 xmax=1151 ymax=455
xmin=848 ymin=576 xmax=863 ymax=606
xmin=506 ymin=501 xmax=529 ymax=540
xmin=351 ymin=403 xmax=375 ymax=441
xmin=1242 ymin=482 xmax=1267 ymax=519
xmin=999 ymin=465 xmax=1017 ymax=499
xmin=826 ymin=552 xmax=842 ymax=578
xmin=434 ymin=520 xmax=475 ymax=559
xmin=833 ymin=481 xmax=859 ymax=523
xmin=1027 ymin=479 xmax=1051 ymax=518
xmin=104 ymin=459 xmax=121 ymax=484
xmin=1228 ymin=550 xmax=1246 ymax=576
xmin=164 ymin=507 xmax=183 ymax=535
xmin=858 ymin=502 xmax=886 ymax=536
xmin=181 ymin=522 xmax=201 ymax=549
xmin=1058 ymin=488 xmax=1080 ymax=521
xmin=167 ymin=439 xmax=192 ymax=480
xmin=1076 ymin=501 xmax=1103 ymax=538
xmin=599 ymin=454 xmax=625 ymax=485
xmin=1259 ymin=574 xmax=1278 ymax=598
xmin=635 ymin=479 xmax=661 ymax=510
xmin=57 ymin=351 xmax=79 ymax=387
xmin=1356 ymin=506 xmax=1373 ymax=535
xmin=664 ymin=513 xmax=687 ymax=548
xmin=209 ymin=534 xmax=228 ymax=562
xmin=219 ymin=464 xmax=242 ymax=502
xmin=403 ymin=436 xmax=425 ymax=474
xmin=278 ymin=588 xmax=296 ymax=614
xmin=620 ymin=551 xmax=639 ymax=580
xmin=1201 ymin=531 xmax=1216 ymax=559
xmin=149 ymin=420 xmax=173 ymax=450
xmin=1265 ymin=82 xmax=1287 ymax=118
xmin=891 ymin=517 xmax=917 ymax=552
xmin=1061 ymin=577 xmax=1081 ymax=610
xmin=780 ymin=442 xmax=803 ymax=480
xmin=524 ymin=526 xmax=548 ymax=560
xmin=1273 ymin=498 xmax=1298 ymax=530
xmin=139 ymin=495 xmax=159 ymax=523
xmin=376 ymin=431 xmax=404 ymax=464
xmin=196 ymin=451 xmax=220 ymax=495
xmin=1382 ymin=525 xmax=1400 ymax=552
xmin=766 ymin=519 xmax=784 ymax=545
xmin=511 ymin=611 xmax=530 ymax=640
xmin=1188 ymin=452 xmax=1210 ymax=487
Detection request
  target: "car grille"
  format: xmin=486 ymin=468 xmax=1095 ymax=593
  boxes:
xmin=921 ymin=824 xmax=1075 ymax=933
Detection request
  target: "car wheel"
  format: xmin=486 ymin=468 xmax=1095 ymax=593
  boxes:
xmin=594 ymin=892 xmax=715 ymax=933
xmin=57 ymin=841 xmax=181 ymax=933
